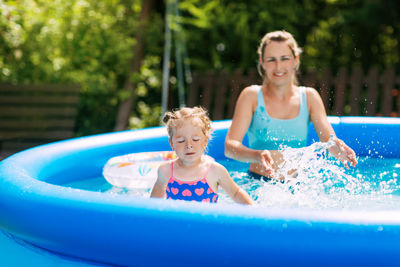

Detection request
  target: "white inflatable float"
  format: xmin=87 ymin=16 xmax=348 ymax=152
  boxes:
xmin=103 ymin=151 xmax=177 ymax=188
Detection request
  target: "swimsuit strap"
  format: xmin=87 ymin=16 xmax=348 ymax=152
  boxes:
xmin=170 ymin=161 xmax=174 ymax=179
xmin=203 ymin=162 xmax=211 ymax=179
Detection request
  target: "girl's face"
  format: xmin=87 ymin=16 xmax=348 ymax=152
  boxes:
xmin=170 ymin=119 xmax=208 ymax=164
xmin=261 ymin=41 xmax=299 ymax=86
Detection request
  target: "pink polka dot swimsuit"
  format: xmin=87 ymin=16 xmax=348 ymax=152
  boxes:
xmin=165 ymin=162 xmax=218 ymax=203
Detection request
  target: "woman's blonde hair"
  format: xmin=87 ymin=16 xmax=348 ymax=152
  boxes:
xmin=257 ymin=30 xmax=303 ymax=84
xmin=163 ymin=106 xmax=212 ymax=140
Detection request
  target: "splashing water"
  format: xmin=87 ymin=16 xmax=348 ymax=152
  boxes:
xmin=226 ymin=139 xmax=400 ymax=210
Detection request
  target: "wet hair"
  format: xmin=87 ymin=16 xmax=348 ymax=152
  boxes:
xmin=162 ymin=106 xmax=212 ymax=140
xmin=257 ymin=30 xmax=303 ymax=83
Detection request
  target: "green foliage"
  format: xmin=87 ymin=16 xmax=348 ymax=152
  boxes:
xmin=176 ymin=0 xmax=400 ymax=75
xmin=0 ymin=0 xmax=163 ymax=135
xmin=302 ymin=0 xmax=400 ymax=72
xmin=129 ymin=101 xmax=162 ymax=129
xmin=1 ymin=0 xmax=399 ymax=135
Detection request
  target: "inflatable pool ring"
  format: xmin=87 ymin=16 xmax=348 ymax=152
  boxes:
xmin=103 ymin=151 xmax=178 ymax=188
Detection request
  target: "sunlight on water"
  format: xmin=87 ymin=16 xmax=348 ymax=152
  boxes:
xmin=224 ymin=141 xmax=400 ymax=210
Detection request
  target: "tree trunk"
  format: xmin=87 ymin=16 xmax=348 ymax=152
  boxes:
xmin=114 ymin=0 xmax=154 ymax=131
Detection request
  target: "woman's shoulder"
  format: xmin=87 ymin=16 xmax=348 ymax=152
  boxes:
xmin=302 ymin=86 xmax=321 ymax=100
xmin=301 ymin=86 xmax=324 ymax=111
xmin=242 ymin=85 xmax=261 ymax=94
xmin=237 ymin=85 xmax=261 ymax=102
xmin=300 ymin=86 xmax=317 ymax=94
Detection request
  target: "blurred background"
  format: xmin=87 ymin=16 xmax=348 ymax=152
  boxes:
xmin=1 ymin=0 xmax=399 ymax=157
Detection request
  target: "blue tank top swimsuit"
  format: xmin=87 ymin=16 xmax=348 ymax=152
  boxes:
xmin=247 ymin=86 xmax=309 ymax=150
xmin=165 ymin=162 xmax=218 ymax=203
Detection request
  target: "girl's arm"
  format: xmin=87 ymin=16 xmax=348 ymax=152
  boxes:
xmin=213 ymin=163 xmax=255 ymax=205
xmin=150 ymin=163 xmax=170 ymax=198
xmin=307 ymin=88 xmax=358 ymax=168
xmin=224 ymin=87 xmax=274 ymax=175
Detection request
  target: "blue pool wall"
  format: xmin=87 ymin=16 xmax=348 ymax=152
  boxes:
xmin=0 ymin=116 xmax=400 ymax=266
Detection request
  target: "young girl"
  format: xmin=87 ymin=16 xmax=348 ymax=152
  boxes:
xmin=150 ymin=107 xmax=254 ymax=205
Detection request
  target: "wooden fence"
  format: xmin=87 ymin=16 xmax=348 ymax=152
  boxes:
xmin=1 ymin=67 xmax=399 ymax=158
xmin=187 ymin=67 xmax=400 ymax=120
xmin=0 ymin=84 xmax=81 ymax=158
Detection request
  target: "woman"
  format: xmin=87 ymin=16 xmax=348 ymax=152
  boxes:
xmin=224 ymin=30 xmax=357 ymax=179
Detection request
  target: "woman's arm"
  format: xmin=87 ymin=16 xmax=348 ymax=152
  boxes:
xmin=150 ymin=163 xmax=170 ymax=198
xmin=307 ymin=88 xmax=358 ymax=168
xmin=224 ymin=87 xmax=274 ymax=174
xmin=213 ymin=163 xmax=255 ymax=205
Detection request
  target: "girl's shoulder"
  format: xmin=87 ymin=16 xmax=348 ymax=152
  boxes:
xmin=205 ymin=160 xmax=229 ymax=187
xmin=207 ymin=160 xmax=229 ymax=177
xmin=157 ymin=161 xmax=172 ymax=179
xmin=158 ymin=160 xmax=171 ymax=170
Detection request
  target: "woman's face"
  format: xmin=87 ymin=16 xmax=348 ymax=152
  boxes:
xmin=261 ymin=41 xmax=299 ymax=86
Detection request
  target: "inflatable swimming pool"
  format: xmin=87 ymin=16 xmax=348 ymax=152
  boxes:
xmin=1 ymin=117 xmax=400 ymax=266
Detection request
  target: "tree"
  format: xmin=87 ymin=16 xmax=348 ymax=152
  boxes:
xmin=114 ymin=0 xmax=154 ymax=131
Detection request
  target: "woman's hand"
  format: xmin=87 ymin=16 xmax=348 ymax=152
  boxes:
xmin=328 ymin=137 xmax=358 ymax=169
xmin=258 ymin=150 xmax=275 ymax=176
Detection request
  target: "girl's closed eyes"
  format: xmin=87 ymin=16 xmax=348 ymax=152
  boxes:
xmin=175 ymin=136 xmax=201 ymax=143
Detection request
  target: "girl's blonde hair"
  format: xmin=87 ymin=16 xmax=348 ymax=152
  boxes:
xmin=163 ymin=106 xmax=212 ymax=140
xmin=257 ymin=30 xmax=303 ymax=84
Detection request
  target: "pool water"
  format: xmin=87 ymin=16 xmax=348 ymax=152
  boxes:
xmin=65 ymin=153 xmax=400 ymax=211
xmin=229 ymin=157 xmax=400 ymax=210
